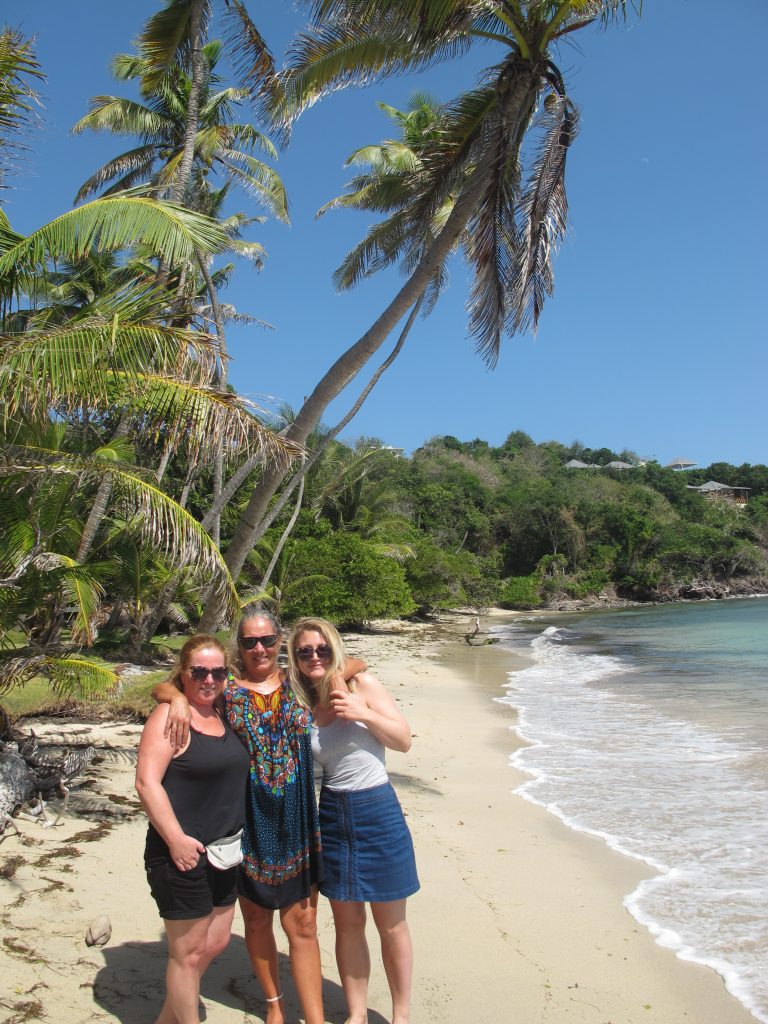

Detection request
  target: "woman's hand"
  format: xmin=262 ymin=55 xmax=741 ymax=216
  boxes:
xmin=329 ymin=686 xmax=366 ymax=723
xmin=163 ymin=695 xmax=191 ymax=751
xmin=168 ymin=834 xmax=205 ymax=872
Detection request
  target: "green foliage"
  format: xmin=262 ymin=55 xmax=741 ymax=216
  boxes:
xmin=499 ymin=575 xmax=542 ymax=610
xmin=281 ymin=533 xmax=415 ymax=627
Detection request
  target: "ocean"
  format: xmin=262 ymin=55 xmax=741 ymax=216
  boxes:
xmin=493 ymin=597 xmax=768 ymax=1024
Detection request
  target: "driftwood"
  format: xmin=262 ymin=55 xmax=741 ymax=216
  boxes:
xmin=463 ymin=634 xmax=499 ymax=647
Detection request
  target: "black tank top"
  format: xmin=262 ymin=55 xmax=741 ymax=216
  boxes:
xmin=145 ymin=721 xmax=249 ymax=859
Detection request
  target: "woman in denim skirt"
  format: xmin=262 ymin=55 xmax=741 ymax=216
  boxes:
xmin=288 ymin=617 xmax=419 ymax=1024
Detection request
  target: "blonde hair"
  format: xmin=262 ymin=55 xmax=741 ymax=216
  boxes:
xmin=287 ymin=617 xmax=346 ymax=708
xmin=167 ymin=634 xmax=229 ymax=692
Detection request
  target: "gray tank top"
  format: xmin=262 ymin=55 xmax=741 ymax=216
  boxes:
xmin=311 ymin=718 xmax=388 ymax=791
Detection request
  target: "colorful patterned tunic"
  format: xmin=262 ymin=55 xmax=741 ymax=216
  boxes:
xmin=224 ymin=675 xmax=322 ymax=908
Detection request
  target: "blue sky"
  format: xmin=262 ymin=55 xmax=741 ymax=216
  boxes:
xmin=6 ymin=1 xmax=767 ymax=467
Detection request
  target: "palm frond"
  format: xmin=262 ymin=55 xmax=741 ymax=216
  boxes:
xmin=0 ymin=195 xmax=227 ymax=278
xmin=218 ymin=152 xmax=289 ymax=222
xmin=72 ymin=97 xmax=172 ymax=140
xmin=511 ymin=96 xmax=579 ymax=335
xmin=0 ymin=319 xmax=219 ymax=421
xmin=102 ymin=371 xmax=301 ymax=462
xmin=330 ymin=210 xmax=412 ymax=290
xmin=277 ymin=5 xmax=479 ymax=127
xmin=0 ymin=29 xmax=44 ymax=190
xmin=223 ymin=0 xmax=281 ymax=125
xmin=73 ymin=145 xmax=159 ymax=203
xmin=41 ymin=554 xmax=105 ymax=645
xmin=0 ymin=652 xmax=119 ymax=696
xmin=463 ymin=106 xmax=522 ymax=367
xmin=2 ymin=444 xmax=240 ymax=617
xmin=138 ymin=0 xmax=213 ymax=92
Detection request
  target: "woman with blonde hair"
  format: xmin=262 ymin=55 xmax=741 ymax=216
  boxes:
xmin=288 ymin=617 xmax=418 ymax=1024
xmin=154 ymin=603 xmax=364 ymax=1024
xmin=136 ymin=635 xmax=249 ymax=1024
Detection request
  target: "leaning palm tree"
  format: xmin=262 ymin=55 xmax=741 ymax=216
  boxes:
xmin=318 ymin=93 xmax=458 ymax=311
xmin=199 ymin=0 xmax=636 ymax=629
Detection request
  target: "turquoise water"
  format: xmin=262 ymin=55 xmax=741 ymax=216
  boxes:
xmin=495 ymin=597 xmax=768 ymax=1023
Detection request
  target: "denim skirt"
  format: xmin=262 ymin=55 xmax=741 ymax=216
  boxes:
xmin=318 ymin=782 xmax=420 ymax=902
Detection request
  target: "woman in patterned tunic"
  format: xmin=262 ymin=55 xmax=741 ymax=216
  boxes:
xmin=155 ymin=604 xmax=363 ymax=1024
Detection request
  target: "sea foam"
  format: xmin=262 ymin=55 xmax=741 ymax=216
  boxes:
xmin=496 ymin=622 xmax=768 ymax=1024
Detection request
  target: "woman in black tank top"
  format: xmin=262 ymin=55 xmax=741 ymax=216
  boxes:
xmin=136 ymin=635 xmax=248 ymax=1024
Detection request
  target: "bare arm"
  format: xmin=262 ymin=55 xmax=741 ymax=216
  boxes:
xmin=135 ymin=707 xmax=204 ymax=871
xmin=151 ymin=680 xmax=191 ymax=751
xmin=329 ymin=671 xmax=412 ymax=752
xmin=343 ymin=656 xmax=366 ymax=680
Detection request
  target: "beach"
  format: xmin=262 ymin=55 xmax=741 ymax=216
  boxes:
xmin=0 ymin=612 xmax=759 ymax=1024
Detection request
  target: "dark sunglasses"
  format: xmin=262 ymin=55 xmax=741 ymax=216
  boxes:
xmin=295 ymin=644 xmax=332 ymax=661
xmin=239 ymin=634 xmax=279 ymax=650
xmin=188 ymin=666 xmax=228 ymax=684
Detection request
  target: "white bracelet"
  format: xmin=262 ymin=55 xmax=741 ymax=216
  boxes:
xmin=265 ymin=993 xmax=283 ymax=1003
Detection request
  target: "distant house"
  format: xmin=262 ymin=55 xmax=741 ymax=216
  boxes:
xmin=380 ymin=446 xmax=405 ymax=458
xmin=563 ymin=459 xmax=637 ymax=470
xmin=687 ymin=480 xmax=751 ymax=505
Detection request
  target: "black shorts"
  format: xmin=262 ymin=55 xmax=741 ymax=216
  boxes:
xmin=145 ymin=854 xmax=238 ymax=921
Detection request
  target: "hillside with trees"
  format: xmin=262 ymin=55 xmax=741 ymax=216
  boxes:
xmin=246 ymin=431 xmax=768 ymax=622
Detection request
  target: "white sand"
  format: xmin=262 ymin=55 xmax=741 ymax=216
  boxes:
xmin=0 ymin=614 xmax=758 ymax=1023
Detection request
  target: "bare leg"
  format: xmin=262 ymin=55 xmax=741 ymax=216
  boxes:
xmin=197 ymin=903 xmax=237 ymax=976
xmin=239 ymin=896 xmax=284 ymax=1024
xmin=279 ymin=888 xmax=324 ymax=1024
xmin=155 ymin=915 xmax=210 ymax=1024
xmin=329 ymin=900 xmax=370 ymax=1024
xmin=370 ymin=900 xmax=412 ymax=1024
xmin=155 ymin=905 xmax=235 ymax=1024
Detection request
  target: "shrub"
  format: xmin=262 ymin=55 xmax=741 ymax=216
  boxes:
xmin=281 ymin=534 xmax=415 ymax=627
xmin=499 ymin=574 xmax=543 ymax=609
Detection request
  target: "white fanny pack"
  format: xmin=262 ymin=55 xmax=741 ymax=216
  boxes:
xmin=205 ymin=829 xmax=244 ymax=870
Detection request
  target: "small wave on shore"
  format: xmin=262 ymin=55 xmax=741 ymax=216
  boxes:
xmin=494 ymin=603 xmax=768 ymax=1024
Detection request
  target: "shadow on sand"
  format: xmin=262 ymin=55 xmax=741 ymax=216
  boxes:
xmin=93 ymin=934 xmax=389 ymax=1023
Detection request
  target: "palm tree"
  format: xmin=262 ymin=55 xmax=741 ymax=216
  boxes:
xmin=198 ymin=0 xmax=635 ymax=629
xmin=0 ymin=201 xmax=293 ymax=688
xmin=318 ymin=93 xmax=458 ymax=311
xmin=72 ymin=41 xmax=287 ymax=222
xmin=132 ymin=0 xmax=282 ymax=204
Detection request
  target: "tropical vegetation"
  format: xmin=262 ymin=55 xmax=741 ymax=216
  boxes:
xmin=5 ymin=2 xmax=764 ymax=720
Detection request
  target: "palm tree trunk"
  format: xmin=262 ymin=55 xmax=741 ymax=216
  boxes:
xmin=199 ymin=68 xmax=542 ymax=631
xmin=259 ymin=471 xmax=305 ymax=591
xmin=128 ymin=459 xmax=200 ymax=653
xmin=196 ymin=248 xmax=228 ymax=546
xmin=76 ymin=414 xmax=131 ymax=563
xmin=237 ymin=293 xmax=424 ymax=559
xmin=196 ymin=138 xmax=506 ymax=631
xmin=171 ymin=0 xmax=204 ymax=203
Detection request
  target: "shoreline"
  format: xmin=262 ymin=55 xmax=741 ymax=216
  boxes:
xmin=415 ymin=610 xmax=759 ymax=1024
xmin=0 ymin=611 xmax=760 ymax=1023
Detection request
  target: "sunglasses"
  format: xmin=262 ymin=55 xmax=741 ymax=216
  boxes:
xmin=295 ymin=644 xmax=333 ymax=661
xmin=239 ymin=634 xmax=279 ymax=650
xmin=188 ymin=666 xmax=228 ymax=684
